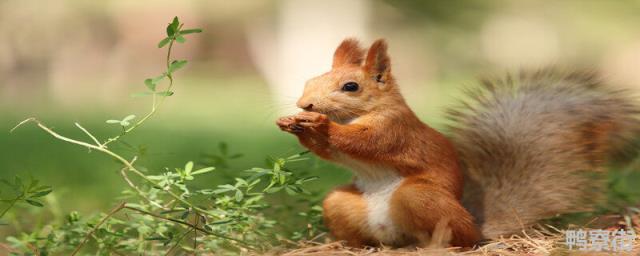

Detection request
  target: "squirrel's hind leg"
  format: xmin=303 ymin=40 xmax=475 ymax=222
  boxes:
xmin=389 ymin=180 xmax=481 ymax=248
xmin=322 ymin=184 xmax=374 ymax=247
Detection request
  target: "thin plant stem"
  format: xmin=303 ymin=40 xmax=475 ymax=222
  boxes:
xmin=193 ymin=213 xmax=199 ymax=254
xmin=123 ymin=206 xmax=255 ymax=249
xmin=118 ymin=164 xmax=167 ymax=210
xmin=164 ymin=227 xmax=193 ymax=256
xmin=102 ymin=24 xmax=182 ymax=147
xmin=71 ymin=202 xmax=126 ymax=256
xmin=11 ymin=118 xmax=207 ymax=213
xmin=75 ymin=122 xmax=102 ymax=147
xmin=0 ymin=197 xmax=21 ymax=219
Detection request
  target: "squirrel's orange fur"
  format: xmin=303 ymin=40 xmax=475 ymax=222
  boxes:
xmin=276 ymin=38 xmax=640 ymax=248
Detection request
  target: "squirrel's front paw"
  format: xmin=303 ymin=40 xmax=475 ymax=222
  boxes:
xmin=276 ymin=116 xmax=303 ymax=133
xmin=294 ymin=111 xmax=329 ymax=128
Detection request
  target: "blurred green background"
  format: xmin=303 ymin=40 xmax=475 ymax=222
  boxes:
xmin=2 ymin=0 xmax=640 ymax=234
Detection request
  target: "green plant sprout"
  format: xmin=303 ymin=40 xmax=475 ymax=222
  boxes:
xmin=7 ymin=16 xmax=320 ymax=255
xmin=0 ymin=176 xmax=52 ymax=218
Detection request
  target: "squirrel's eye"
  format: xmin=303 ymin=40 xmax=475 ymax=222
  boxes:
xmin=341 ymin=82 xmax=359 ymax=92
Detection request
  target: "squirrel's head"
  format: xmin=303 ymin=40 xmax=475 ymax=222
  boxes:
xmin=296 ymin=38 xmax=402 ymax=123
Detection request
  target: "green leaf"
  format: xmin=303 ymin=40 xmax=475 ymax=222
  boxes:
xmin=219 ymin=184 xmax=235 ymax=190
xmin=234 ymin=190 xmax=243 ymax=202
xmin=155 ymin=91 xmax=174 ymax=96
xmin=296 ymin=176 xmax=319 ymax=184
xmin=31 ymin=185 xmax=50 ymax=192
xmin=184 ymin=161 xmax=194 ymax=174
xmin=273 ymin=162 xmax=281 ymax=173
xmin=264 ymin=186 xmax=283 ymax=193
xmin=180 ymin=28 xmax=202 ymax=35
xmin=25 ymin=199 xmax=43 ymax=207
xmin=28 ymin=178 xmax=39 ymax=190
xmin=248 ymin=178 xmax=260 ymax=187
xmin=68 ymin=211 xmax=80 ymax=222
xmin=157 ymin=37 xmax=171 ymax=48
xmin=244 ymin=195 xmax=263 ymax=205
xmin=120 ymin=115 xmax=135 ymax=126
xmin=285 ymin=186 xmax=297 ymax=195
xmin=180 ymin=210 xmax=190 ymax=220
xmin=197 ymin=189 xmax=215 ymax=195
xmin=145 ymin=236 xmax=167 ymax=241
xmin=122 ymin=115 xmax=136 ymax=122
xmin=235 ymin=178 xmax=248 ymax=187
xmin=168 ymin=60 xmax=188 ymax=73
xmin=212 ymin=188 xmax=233 ymax=194
xmin=166 ymin=17 xmax=180 ymax=37
xmin=209 ymin=219 xmax=233 ymax=225
xmin=191 ymin=167 xmax=215 ymax=175
xmin=213 ymin=184 xmax=235 ymax=194
xmin=166 ymin=26 xmax=176 ymax=37
xmin=175 ymin=35 xmax=186 ymax=43
xmin=153 ymin=74 xmax=166 ymax=83
xmin=145 ymin=175 xmax=165 ymax=180
xmin=144 ymin=78 xmax=156 ymax=91
xmin=30 ymin=188 xmax=52 ymax=198
xmin=171 ymin=17 xmax=180 ymax=28
xmin=106 ymin=120 xmax=121 ymax=124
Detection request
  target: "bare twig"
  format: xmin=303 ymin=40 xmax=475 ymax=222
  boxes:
xmin=123 ymin=206 xmax=255 ymax=249
xmin=119 ymin=163 xmax=167 ymax=210
xmin=10 ymin=117 xmax=36 ymax=133
xmin=193 ymin=212 xmax=199 ymax=254
xmin=13 ymin=118 xmax=207 ymax=213
xmin=118 ymin=156 xmax=165 ymax=208
xmin=0 ymin=243 xmax=18 ymax=254
xmin=165 ymin=227 xmax=193 ymax=256
xmin=72 ymin=202 xmax=127 ymax=256
xmin=75 ymin=122 xmax=102 ymax=147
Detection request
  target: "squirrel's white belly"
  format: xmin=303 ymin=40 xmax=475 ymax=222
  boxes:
xmin=334 ymin=154 xmax=406 ymax=244
xmin=358 ymin=175 xmax=404 ymax=244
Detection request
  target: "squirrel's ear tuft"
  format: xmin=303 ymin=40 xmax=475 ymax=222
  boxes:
xmin=364 ymin=39 xmax=391 ymax=83
xmin=332 ymin=38 xmax=365 ymax=68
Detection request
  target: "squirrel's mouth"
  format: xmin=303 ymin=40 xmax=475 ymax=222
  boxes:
xmin=324 ymin=110 xmax=358 ymax=125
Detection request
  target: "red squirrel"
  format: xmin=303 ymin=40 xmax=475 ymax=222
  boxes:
xmin=276 ymin=38 xmax=640 ymax=248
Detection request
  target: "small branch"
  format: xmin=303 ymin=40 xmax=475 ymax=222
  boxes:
xmin=0 ymin=243 xmax=18 ymax=254
xmin=102 ymin=25 xmax=182 ymax=148
xmin=119 ymin=162 xmax=167 ymax=210
xmin=75 ymin=122 xmax=102 ymax=147
xmin=0 ymin=197 xmax=20 ymax=219
xmin=193 ymin=213 xmax=199 ymax=254
xmin=10 ymin=117 xmax=36 ymax=133
xmin=72 ymin=202 xmax=127 ymax=256
xmin=164 ymin=228 xmax=192 ymax=256
xmin=123 ymin=206 xmax=255 ymax=249
xmin=12 ymin=118 xmax=207 ymax=214
xmin=124 ymin=206 xmax=210 ymax=235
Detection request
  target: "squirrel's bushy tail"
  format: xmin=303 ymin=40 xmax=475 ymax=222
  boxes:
xmin=446 ymin=70 xmax=640 ymax=238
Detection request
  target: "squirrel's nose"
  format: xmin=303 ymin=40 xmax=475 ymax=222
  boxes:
xmin=301 ymin=103 xmax=313 ymax=111
xmin=297 ymin=99 xmax=314 ymax=111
